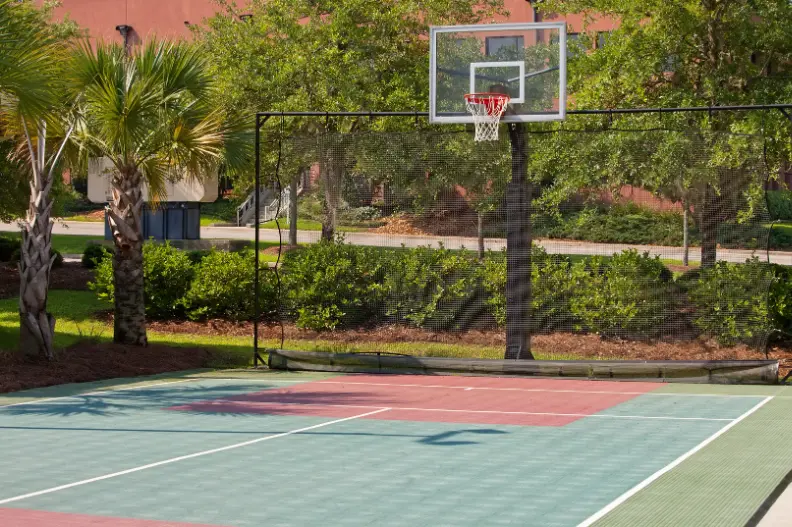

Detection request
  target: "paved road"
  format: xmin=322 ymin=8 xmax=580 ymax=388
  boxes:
xmin=4 ymin=220 xmax=792 ymax=265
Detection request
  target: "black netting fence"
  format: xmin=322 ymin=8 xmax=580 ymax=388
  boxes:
xmin=256 ymin=124 xmax=778 ymax=370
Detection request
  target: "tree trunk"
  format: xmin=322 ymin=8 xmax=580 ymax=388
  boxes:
xmin=289 ymin=175 xmax=298 ymax=247
xmin=477 ymin=211 xmax=485 ymax=260
xmin=505 ymin=123 xmax=534 ymax=360
xmin=682 ymin=203 xmax=689 ymax=267
xmin=18 ymin=123 xmax=56 ymax=359
xmin=107 ymin=168 xmax=148 ymax=346
xmin=700 ymin=184 xmax=718 ymax=269
xmin=321 ymin=159 xmax=341 ymax=242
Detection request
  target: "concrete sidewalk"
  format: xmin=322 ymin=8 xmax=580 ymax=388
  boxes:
xmin=3 ymin=220 xmax=792 ymax=265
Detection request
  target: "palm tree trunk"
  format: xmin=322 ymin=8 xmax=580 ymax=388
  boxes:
xmin=107 ymin=168 xmax=147 ymax=346
xmin=18 ymin=124 xmax=56 ymax=359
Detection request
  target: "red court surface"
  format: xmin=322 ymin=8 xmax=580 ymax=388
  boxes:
xmin=170 ymin=375 xmax=663 ymax=426
xmin=0 ymin=508 xmax=228 ymax=527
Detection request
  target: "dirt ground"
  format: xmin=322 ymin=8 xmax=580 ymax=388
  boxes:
xmin=0 ymin=343 xmax=213 ymax=394
xmin=0 ymin=262 xmax=93 ymax=299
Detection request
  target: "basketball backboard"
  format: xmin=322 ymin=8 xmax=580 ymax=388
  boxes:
xmin=429 ymin=22 xmax=567 ymax=124
xmin=87 ymin=157 xmax=219 ymax=204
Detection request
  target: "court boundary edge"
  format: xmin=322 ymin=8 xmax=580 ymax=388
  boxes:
xmin=576 ymin=395 xmax=774 ymax=527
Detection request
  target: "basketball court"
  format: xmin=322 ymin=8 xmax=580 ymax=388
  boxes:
xmin=1 ymin=371 xmax=791 ymax=526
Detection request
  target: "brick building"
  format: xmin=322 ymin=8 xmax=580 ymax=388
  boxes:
xmin=45 ymin=1 xmax=618 ymax=46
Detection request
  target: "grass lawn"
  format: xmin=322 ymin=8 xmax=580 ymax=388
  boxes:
xmin=200 ymin=215 xmax=229 ymax=226
xmin=0 ymin=289 xmax=589 ymax=375
xmin=256 ymin=218 xmax=367 ymax=232
xmin=1 ymin=232 xmax=108 ymax=255
xmin=61 ymin=214 xmax=103 ymax=222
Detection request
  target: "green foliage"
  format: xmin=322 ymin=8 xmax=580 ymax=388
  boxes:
xmin=0 ymin=235 xmax=21 ymax=262
xmin=688 ymin=258 xmax=773 ymax=346
xmin=536 ymin=203 xmax=691 ymax=246
xmin=768 ymin=264 xmax=792 ymax=339
xmin=89 ymin=243 xmax=194 ymax=319
xmin=81 ymin=244 xmax=111 ymax=268
xmin=186 ymin=250 xmax=212 ymax=265
xmin=184 ymin=250 xmax=276 ymax=321
xmin=200 ymin=197 xmax=242 ymax=224
xmin=385 ymin=245 xmax=477 ymax=329
xmin=88 ymin=255 xmax=114 ymax=303
xmin=0 ymin=141 xmax=28 ymax=222
xmin=479 ymin=247 xmax=576 ymax=332
xmin=67 ymin=39 xmax=251 ymax=206
xmin=341 ymin=206 xmax=381 ymax=222
xmin=142 ymin=244 xmax=194 ymax=319
xmin=280 ymin=240 xmax=388 ymax=330
xmin=766 ymin=191 xmax=792 ymax=221
xmin=569 ymin=250 xmax=672 ymax=338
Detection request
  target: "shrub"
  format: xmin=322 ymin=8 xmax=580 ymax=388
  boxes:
xmin=90 ymin=243 xmax=194 ymax=319
xmin=0 ymin=235 xmax=21 ymax=262
xmin=143 ymin=244 xmax=194 ymax=319
xmin=569 ymin=250 xmax=672 ymax=338
xmin=766 ymin=190 xmax=792 ymax=221
xmin=689 ymin=257 xmax=773 ymax=346
xmin=10 ymin=248 xmax=63 ymax=268
xmin=184 ymin=249 xmax=276 ymax=321
xmin=89 ymin=256 xmax=114 ymax=303
xmin=186 ymin=249 xmax=212 ymax=265
xmin=480 ymin=247 xmax=576 ymax=331
xmin=769 ymin=264 xmax=792 ymax=339
xmin=342 ymin=206 xmax=381 ymax=222
xmin=535 ymin=203 xmax=691 ymax=246
xmin=384 ymin=245 xmax=478 ymax=329
xmin=82 ymin=244 xmax=111 ymax=268
xmin=280 ymin=239 xmax=388 ymax=330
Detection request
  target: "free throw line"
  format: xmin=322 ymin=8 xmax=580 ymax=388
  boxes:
xmin=0 ymin=408 xmax=390 ymax=505
xmin=576 ymin=395 xmax=774 ymax=527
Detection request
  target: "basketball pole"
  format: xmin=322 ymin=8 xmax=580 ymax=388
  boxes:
xmin=505 ymin=122 xmax=535 ymax=360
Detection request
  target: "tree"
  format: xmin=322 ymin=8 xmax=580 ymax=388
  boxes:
xmin=0 ymin=0 xmax=76 ymax=359
xmin=67 ymin=40 xmax=249 ymax=346
xmin=197 ymin=0 xmax=504 ymax=239
xmin=539 ymin=0 xmax=792 ymax=267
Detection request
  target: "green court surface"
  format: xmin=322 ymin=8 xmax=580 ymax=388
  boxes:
xmin=1 ymin=371 xmax=791 ymax=527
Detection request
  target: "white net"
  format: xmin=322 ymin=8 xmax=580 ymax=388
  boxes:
xmin=464 ymin=93 xmax=510 ymax=141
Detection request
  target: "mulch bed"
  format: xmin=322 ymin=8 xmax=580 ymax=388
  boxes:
xmin=147 ymin=318 xmax=792 ymax=377
xmin=0 ymin=343 xmax=213 ymax=394
xmin=0 ymin=262 xmax=94 ymax=299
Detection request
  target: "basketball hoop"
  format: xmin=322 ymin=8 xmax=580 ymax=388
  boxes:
xmin=464 ymin=93 xmax=511 ymax=141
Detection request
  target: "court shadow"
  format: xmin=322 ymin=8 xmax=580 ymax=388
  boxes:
xmin=420 ymin=428 xmax=508 ymax=446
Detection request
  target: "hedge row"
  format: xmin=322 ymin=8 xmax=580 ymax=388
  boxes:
xmin=90 ymin=244 xmax=276 ymax=321
xmin=88 ymin=241 xmax=777 ymax=345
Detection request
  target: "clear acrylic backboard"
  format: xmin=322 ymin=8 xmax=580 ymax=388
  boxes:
xmin=429 ymin=22 xmax=567 ymax=124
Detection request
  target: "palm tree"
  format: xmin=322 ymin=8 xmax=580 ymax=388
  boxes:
xmin=67 ymin=40 xmax=249 ymax=345
xmin=0 ymin=0 xmax=71 ymax=359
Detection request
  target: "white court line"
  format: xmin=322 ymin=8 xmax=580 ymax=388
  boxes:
xmin=576 ymin=395 xmax=774 ymax=527
xmin=198 ymin=400 xmax=733 ymax=422
xmin=313 ymin=380 xmax=766 ymax=398
xmin=0 ymin=378 xmax=201 ymax=408
xmin=0 ymin=407 xmax=390 ymax=505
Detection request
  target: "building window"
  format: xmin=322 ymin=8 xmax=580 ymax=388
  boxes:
xmin=551 ymin=32 xmax=582 ymax=57
xmin=486 ymin=36 xmax=525 ymax=58
xmin=596 ymin=31 xmax=612 ymax=49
